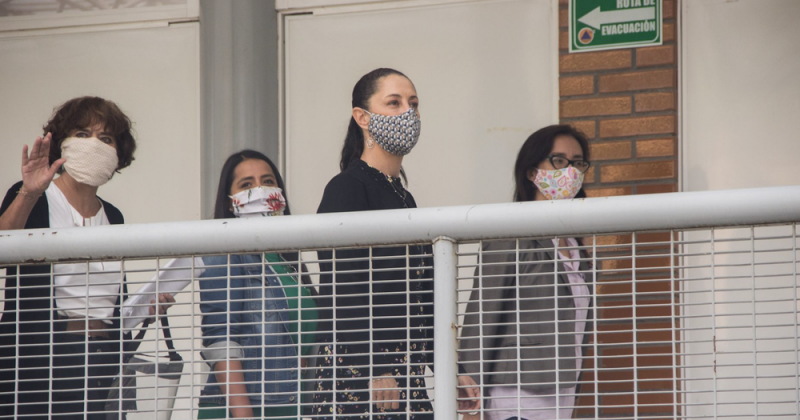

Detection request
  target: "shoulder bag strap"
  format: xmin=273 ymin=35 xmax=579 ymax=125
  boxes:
xmin=123 ymin=316 xmax=182 ymax=363
xmin=158 ymin=316 xmax=183 ymax=362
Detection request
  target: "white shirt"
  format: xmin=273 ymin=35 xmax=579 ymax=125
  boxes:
xmin=46 ymin=182 xmax=122 ymax=321
xmin=486 ymin=237 xmax=590 ymax=420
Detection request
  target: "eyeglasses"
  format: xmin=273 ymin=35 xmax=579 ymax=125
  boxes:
xmin=547 ymin=155 xmax=591 ymax=173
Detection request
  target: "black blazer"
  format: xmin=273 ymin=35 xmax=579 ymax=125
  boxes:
xmin=0 ymin=181 xmax=131 ymax=385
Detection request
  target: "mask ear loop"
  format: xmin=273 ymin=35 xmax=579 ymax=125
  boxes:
xmin=363 ymin=109 xmax=375 ymax=149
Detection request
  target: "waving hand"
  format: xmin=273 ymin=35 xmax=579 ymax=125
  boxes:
xmin=21 ymin=133 xmax=65 ymax=195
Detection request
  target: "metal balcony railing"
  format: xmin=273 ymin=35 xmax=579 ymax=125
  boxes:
xmin=0 ymin=186 xmax=798 ymax=419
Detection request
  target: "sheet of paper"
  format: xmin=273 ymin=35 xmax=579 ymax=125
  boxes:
xmin=122 ymin=257 xmax=204 ymax=331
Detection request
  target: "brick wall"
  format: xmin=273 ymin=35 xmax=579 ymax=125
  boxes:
xmin=558 ymin=0 xmax=680 ymax=417
xmin=559 ymin=0 xmax=678 ymax=197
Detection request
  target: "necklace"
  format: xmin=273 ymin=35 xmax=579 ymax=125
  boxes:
xmin=358 ymin=161 xmax=426 ymax=287
xmin=386 ymin=177 xmax=408 ymax=206
xmin=363 ymin=161 xmax=407 ymax=205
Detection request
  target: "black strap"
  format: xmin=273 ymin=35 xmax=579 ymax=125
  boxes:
xmin=159 ymin=316 xmax=182 ymax=362
xmin=124 ymin=316 xmax=182 ymax=363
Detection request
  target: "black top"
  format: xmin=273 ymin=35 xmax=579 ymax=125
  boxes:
xmin=0 ymin=181 xmax=130 ymax=385
xmin=317 ymin=158 xmax=415 ymax=212
xmin=316 ymin=159 xmax=434 ymax=376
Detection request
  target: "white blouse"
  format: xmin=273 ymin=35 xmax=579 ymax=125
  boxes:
xmin=46 ymin=182 xmax=122 ymax=321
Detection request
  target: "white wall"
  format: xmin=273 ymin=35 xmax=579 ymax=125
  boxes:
xmin=682 ymin=0 xmax=800 ymax=192
xmin=282 ymin=0 xmax=558 ymax=215
xmin=0 ymin=24 xmax=201 ymax=224
xmin=681 ymin=1 xmax=800 ymax=418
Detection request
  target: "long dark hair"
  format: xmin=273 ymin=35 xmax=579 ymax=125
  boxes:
xmin=513 ymin=124 xmax=591 ymax=202
xmin=339 ymin=68 xmax=410 ymax=175
xmin=213 ymin=150 xmax=314 ymax=288
xmin=213 ymin=150 xmax=291 ymax=219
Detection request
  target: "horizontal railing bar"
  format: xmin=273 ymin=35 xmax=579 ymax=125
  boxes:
xmin=0 ymin=186 xmax=799 ymax=263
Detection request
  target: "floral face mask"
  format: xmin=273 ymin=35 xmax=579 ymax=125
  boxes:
xmin=230 ymin=186 xmax=286 ymax=217
xmin=532 ymin=166 xmax=584 ymax=200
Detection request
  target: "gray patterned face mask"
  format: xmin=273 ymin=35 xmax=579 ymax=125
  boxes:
xmin=365 ymin=107 xmax=421 ymax=156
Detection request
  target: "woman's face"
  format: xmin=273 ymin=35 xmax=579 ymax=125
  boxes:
xmin=230 ymin=159 xmax=277 ymax=196
xmin=366 ymin=74 xmax=420 ymax=117
xmin=67 ymin=123 xmax=117 ymax=150
xmin=526 ymin=134 xmax=585 ymax=191
xmin=533 ymin=135 xmax=584 ymax=172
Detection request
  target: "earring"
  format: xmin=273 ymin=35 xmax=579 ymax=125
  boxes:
xmin=366 ymin=136 xmax=375 ymax=149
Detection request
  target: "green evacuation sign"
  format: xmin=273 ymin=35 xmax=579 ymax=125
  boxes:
xmin=570 ymin=0 xmax=662 ymax=53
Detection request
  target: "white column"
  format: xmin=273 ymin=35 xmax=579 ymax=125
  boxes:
xmin=433 ymin=236 xmax=458 ymax=418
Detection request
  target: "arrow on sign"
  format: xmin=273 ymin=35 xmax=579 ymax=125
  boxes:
xmin=578 ymin=6 xmax=655 ymax=30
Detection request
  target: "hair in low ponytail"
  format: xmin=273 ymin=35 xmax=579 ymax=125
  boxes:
xmin=340 ymin=117 xmax=365 ymax=172
xmin=339 ymin=68 xmax=409 ymax=172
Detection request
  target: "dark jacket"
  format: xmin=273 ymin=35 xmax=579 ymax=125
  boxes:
xmin=0 ymin=181 xmax=130 ymax=399
xmin=460 ymin=238 xmax=594 ymax=393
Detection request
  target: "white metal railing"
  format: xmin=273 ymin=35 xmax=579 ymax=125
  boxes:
xmin=0 ymin=186 xmax=798 ymax=419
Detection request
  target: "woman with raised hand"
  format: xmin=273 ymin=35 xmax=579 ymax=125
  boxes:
xmin=198 ymin=150 xmax=318 ymax=419
xmin=311 ymin=68 xmax=479 ymax=420
xmin=0 ymin=96 xmax=172 ymax=419
xmin=460 ymin=124 xmax=595 ymax=420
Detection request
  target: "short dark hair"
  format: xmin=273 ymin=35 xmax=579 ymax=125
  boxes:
xmin=44 ymin=96 xmax=136 ymax=171
xmin=213 ymin=150 xmax=291 ymax=220
xmin=513 ymin=124 xmax=591 ymax=202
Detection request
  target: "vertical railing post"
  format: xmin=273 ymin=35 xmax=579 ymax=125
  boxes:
xmin=433 ymin=236 xmax=458 ymax=418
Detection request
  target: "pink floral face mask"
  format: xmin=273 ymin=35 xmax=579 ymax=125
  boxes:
xmin=532 ymin=166 xmax=584 ymax=200
xmin=230 ymin=186 xmax=286 ymax=217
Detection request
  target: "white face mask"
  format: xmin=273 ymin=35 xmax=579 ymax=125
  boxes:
xmin=532 ymin=166 xmax=584 ymax=200
xmin=61 ymin=137 xmax=119 ymax=187
xmin=229 ymin=186 xmax=286 ymax=218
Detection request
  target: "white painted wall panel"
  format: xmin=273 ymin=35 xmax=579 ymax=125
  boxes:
xmin=283 ymin=0 xmax=557 ymax=215
xmin=682 ymin=1 xmax=800 ymax=418
xmin=0 ymin=24 xmax=201 ymax=224
xmin=682 ymin=0 xmax=800 ymax=192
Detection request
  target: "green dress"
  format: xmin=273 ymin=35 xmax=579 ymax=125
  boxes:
xmin=198 ymin=253 xmax=319 ymax=419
